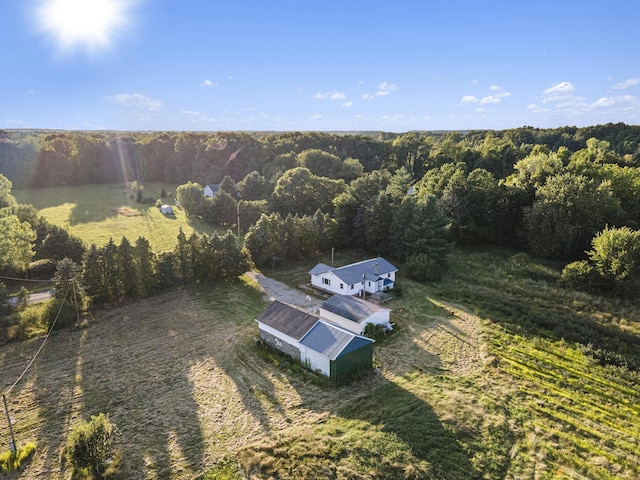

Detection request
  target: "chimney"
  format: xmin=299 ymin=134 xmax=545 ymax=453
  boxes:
xmin=374 ymin=263 xmax=378 ymax=276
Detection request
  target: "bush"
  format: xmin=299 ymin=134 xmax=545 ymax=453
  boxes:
xmin=66 ymin=413 xmax=118 ymax=479
xmin=0 ymin=442 xmax=37 ymax=473
xmin=560 ymin=260 xmax=612 ymax=293
xmin=404 ymin=253 xmax=445 ymax=282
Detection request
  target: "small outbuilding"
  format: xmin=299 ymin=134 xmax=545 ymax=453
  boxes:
xmin=255 ymin=301 xmax=319 ymax=360
xmin=160 ymin=204 xmax=173 ymax=215
xmin=319 ymin=294 xmax=392 ymax=334
xmin=299 ymin=320 xmax=374 ymax=382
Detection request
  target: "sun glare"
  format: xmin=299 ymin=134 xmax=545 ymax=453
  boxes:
xmin=34 ymin=0 xmax=135 ymax=56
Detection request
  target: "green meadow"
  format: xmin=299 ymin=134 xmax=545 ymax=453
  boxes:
xmin=13 ymin=183 xmax=222 ymax=251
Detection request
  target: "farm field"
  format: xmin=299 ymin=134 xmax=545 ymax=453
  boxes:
xmin=1 ymin=248 xmax=639 ymax=479
xmin=13 ymin=183 xmax=222 ymax=252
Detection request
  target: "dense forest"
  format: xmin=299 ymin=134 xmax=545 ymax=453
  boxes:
xmin=2 ymin=122 xmax=640 ymax=307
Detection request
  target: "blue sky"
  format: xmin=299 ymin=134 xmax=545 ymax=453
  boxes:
xmin=1 ymin=0 xmax=639 ymax=132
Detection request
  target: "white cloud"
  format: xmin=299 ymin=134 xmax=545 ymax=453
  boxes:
xmin=362 ymin=81 xmax=397 ymax=100
xmin=342 ymin=101 xmax=354 ymax=108
xmin=612 ymin=78 xmax=640 ymax=90
xmin=496 ymin=91 xmax=512 ymax=99
xmin=592 ymin=95 xmax=637 ymax=108
xmin=377 ymin=81 xmax=397 ymax=92
xmin=310 ymin=114 xmax=323 ymax=120
xmin=461 ymin=95 xmax=479 ymax=104
xmin=489 ymin=85 xmax=501 ymax=91
xmin=314 ymin=91 xmax=346 ymax=100
xmin=106 ymin=93 xmax=163 ymax=111
xmin=182 ymin=110 xmax=200 ymax=116
xmin=543 ymin=81 xmax=575 ymax=96
xmin=479 ymin=96 xmax=501 ymax=105
xmin=201 ymin=80 xmax=218 ymax=87
xmin=470 ymin=79 xmax=478 ymax=85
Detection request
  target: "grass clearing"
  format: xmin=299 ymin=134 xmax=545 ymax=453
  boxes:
xmin=0 ymin=248 xmax=639 ymax=478
xmin=13 ymin=183 xmax=222 ymax=251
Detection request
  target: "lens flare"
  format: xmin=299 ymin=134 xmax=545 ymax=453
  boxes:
xmin=34 ymin=0 xmax=136 ymax=56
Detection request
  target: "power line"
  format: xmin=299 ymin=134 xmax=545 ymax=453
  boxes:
xmin=2 ymin=285 xmax=69 ymax=398
xmin=0 ymin=275 xmax=61 ymax=283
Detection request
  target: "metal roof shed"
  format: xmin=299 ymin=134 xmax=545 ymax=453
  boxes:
xmin=299 ymin=320 xmax=374 ymax=382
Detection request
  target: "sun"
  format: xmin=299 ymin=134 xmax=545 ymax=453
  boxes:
xmin=34 ymin=0 xmax=135 ymax=56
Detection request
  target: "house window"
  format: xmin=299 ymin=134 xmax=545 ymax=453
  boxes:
xmin=368 ymin=281 xmax=371 ymax=286
xmin=340 ymin=283 xmax=344 ymax=289
xmin=387 ymin=273 xmax=391 ymax=278
xmin=323 ymin=278 xmax=330 ymax=286
xmin=350 ymin=285 xmax=354 ymax=290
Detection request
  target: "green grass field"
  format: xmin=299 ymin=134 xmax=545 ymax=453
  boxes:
xmin=1 ymin=248 xmax=638 ymax=479
xmin=13 ymin=183 xmax=222 ymax=252
xmin=3 ymin=185 xmax=640 ymax=478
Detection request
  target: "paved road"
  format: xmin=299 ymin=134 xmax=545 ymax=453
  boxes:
xmin=8 ymin=290 xmax=54 ymax=307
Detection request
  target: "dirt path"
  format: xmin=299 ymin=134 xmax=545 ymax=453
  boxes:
xmin=245 ymin=271 xmax=322 ymax=313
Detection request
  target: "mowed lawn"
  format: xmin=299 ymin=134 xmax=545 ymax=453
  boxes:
xmin=1 ymin=248 xmax=639 ymax=479
xmin=14 ymin=183 xmax=222 ymax=251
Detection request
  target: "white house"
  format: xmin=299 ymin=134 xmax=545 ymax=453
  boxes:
xmin=299 ymin=320 xmax=374 ymax=381
xmin=319 ymin=295 xmax=391 ymax=334
xmin=309 ymin=257 xmax=397 ymax=296
xmin=203 ymin=184 xmax=220 ymax=198
xmin=255 ymin=301 xmax=318 ymax=360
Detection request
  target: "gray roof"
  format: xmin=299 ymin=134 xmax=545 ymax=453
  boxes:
xmin=333 ymin=258 xmax=398 ymax=285
xmin=300 ymin=320 xmax=373 ymax=360
xmin=321 ymin=295 xmax=388 ymax=324
xmin=255 ymin=301 xmax=319 ymax=341
xmin=308 ymin=263 xmax=333 ymax=275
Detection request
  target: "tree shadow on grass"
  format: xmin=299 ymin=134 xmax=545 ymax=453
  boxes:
xmin=338 ymin=378 xmax=482 ymax=479
xmin=24 ymin=295 xmax=207 ymax=479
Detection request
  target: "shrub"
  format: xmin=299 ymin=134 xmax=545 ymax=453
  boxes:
xmin=65 ymin=413 xmax=118 ymax=479
xmin=0 ymin=442 xmax=37 ymax=473
xmin=155 ymin=199 xmax=162 ymax=208
xmin=160 ymin=187 xmax=167 ymax=198
xmin=404 ymin=253 xmax=445 ymax=282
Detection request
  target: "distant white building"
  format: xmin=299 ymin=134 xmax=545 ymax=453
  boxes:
xmin=309 ymin=257 xmax=397 ymax=296
xmin=203 ymin=184 xmax=220 ymax=198
xmin=160 ymin=204 xmax=173 ymax=215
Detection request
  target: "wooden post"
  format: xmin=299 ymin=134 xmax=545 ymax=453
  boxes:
xmin=2 ymin=395 xmax=17 ymax=455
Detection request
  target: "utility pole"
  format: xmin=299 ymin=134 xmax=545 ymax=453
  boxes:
xmin=2 ymin=395 xmax=17 ymax=455
xmin=331 ymin=247 xmax=334 ymax=267
xmin=236 ymin=200 xmax=241 ymax=240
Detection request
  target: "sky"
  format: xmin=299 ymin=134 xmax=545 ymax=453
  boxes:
xmin=1 ymin=0 xmax=640 ymax=133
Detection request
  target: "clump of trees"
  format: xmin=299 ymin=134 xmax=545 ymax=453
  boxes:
xmin=82 ymin=230 xmax=249 ymax=307
xmin=561 ymin=226 xmax=640 ymax=296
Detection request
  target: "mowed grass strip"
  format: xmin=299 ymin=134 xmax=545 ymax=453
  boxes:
xmin=14 ymin=183 xmax=222 ymax=251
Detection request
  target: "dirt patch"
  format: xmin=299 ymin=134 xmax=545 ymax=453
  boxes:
xmin=113 ymin=206 xmax=142 ymax=217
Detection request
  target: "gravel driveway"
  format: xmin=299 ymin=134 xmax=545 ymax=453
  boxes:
xmin=246 ymin=271 xmax=322 ymax=313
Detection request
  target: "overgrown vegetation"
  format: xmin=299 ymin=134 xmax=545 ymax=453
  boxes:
xmin=0 ymin=442 xmax=37 ymax=473
xmin=65 ymin=413 xmax=119 ymax=479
